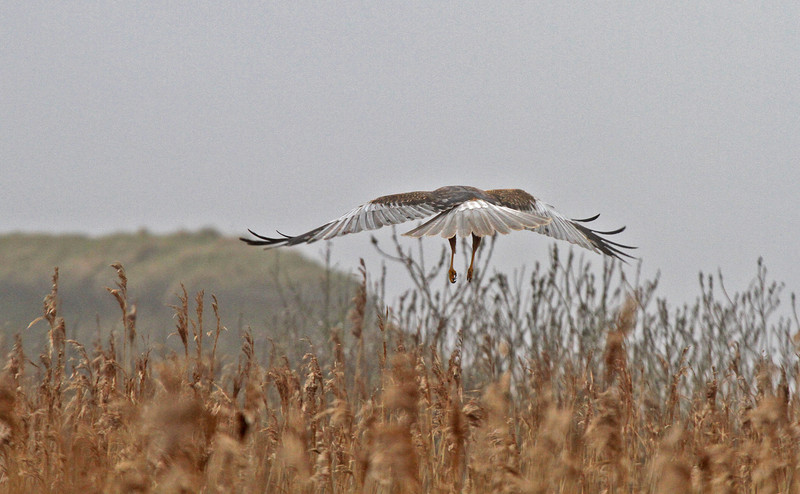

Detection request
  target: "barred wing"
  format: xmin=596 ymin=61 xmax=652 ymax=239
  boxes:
xmin=240 ymin=191 xmax=444 ymax=247
xmin=486 ymin=188 xmax=636 ymax=261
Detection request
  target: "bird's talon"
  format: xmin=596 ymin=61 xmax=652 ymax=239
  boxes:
xmin=448 ymin=269 xmax=457 ymax=283
xmin=467 ymin=268 xmax=474 ymax=282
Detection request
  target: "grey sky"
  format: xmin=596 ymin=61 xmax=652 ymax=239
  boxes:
xmin=3 ymin=3 xmax=799 ymax=305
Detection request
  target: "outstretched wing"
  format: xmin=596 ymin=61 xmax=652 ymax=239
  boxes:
xmin=240 ymin=191 xmax=446 ymax=247
xmin=486 ymin=188 xmax=636 ymax=261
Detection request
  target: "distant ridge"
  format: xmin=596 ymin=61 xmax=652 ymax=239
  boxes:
xmin=0 ymin=229 xmax=354 ymax=353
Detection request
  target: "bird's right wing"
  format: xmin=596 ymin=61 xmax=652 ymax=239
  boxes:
xmin=240 ymin=190 xmax=445 ymax=247
xmin=486 ymin=188 xmax=636 ymax=261
xmin=528 ymin=201 xmax=636 ymax=261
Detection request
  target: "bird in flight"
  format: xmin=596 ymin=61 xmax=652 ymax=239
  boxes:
xmin=241 ymin=185 xmax=635 ymax=283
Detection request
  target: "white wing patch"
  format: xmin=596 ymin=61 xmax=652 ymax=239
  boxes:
xmin=403 ymin=199 xmax=551 ymax=238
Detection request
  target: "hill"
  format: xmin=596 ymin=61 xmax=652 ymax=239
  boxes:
xmin=0 ymin=229 xmax=355 ymax=354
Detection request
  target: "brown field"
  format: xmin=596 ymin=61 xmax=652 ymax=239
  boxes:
xmin=1 ymin=239 xmax=798 ymax=493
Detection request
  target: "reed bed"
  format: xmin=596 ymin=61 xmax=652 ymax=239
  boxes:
xmin=0 ymin=238 xmax=798 ymax=493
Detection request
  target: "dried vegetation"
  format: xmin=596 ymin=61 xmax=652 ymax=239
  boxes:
xmin=1 ymin=236 xmax=799 ymax=493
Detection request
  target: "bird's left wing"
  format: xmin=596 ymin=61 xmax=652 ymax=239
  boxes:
xmin=240 ymin=190 xmax=445 ymax=247
xmin=486 ymin=188 xmax=636 ymax=261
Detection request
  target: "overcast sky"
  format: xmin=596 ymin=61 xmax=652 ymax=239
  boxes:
xmin=3 ymin=3 xmax=799 ymax=306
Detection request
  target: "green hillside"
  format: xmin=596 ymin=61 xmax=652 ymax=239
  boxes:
xmin=0 ymin=229 xmax=355 ymax=355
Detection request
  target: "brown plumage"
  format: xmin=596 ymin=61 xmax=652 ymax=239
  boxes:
xmin=241 ymin=185 xmax=635 ymax=283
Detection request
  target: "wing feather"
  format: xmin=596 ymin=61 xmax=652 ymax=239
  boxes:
xmin=240 ymin=191 xmax=444 ymax=247
xmin=403 ymin=199 xmax=550 ymax=239
xmin=529 ymin=201 xmax=636 ymax=260
xmin=486 ymin=188 xmax=636 ymax=261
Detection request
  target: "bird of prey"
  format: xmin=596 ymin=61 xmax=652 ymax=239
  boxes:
xmin=241 ymin=185 xmax=635 ymax=283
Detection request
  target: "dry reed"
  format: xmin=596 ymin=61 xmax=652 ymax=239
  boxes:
xmin=1 ymin=243 xmax=798 ymax=493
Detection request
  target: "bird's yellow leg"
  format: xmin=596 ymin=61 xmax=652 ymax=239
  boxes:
xmin=467 ymin=234 xmax=481 ymax=282
xmin=448 ymin=236 xmax=457 ymax=283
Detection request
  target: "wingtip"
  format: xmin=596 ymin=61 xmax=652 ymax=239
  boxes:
xmin=593 ymin=225 xmax=626 ymax=235
xmin=573 ymin=213 xmax=601 ymax=223
xmin=240 ymin=228 xmax=291 ymax=247
xmin=247 ymin=228 xmax=278 ymax=241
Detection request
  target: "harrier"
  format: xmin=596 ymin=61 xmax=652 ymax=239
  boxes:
xmin=241 ymin=185 xmax=635 ymax=283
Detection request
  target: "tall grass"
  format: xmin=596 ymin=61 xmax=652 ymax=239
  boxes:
xmin=0 ymin=237 xmax=797 ymax=492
